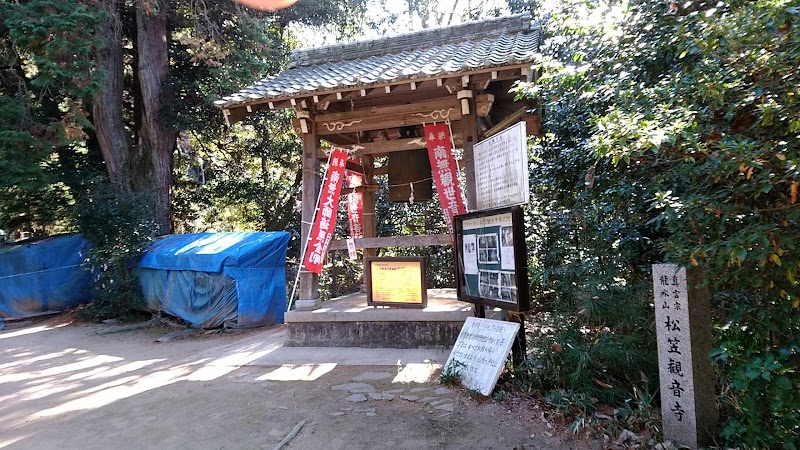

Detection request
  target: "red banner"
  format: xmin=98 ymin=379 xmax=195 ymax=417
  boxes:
xmin=345 ymin=159 xmax=364 ymax=239
xmin=303 ymin=147 xmax=349 ymax=274
xmin=424 ymin=123 xmax=466 ymax=236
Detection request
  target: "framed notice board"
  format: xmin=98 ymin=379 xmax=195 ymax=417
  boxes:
xmin=454 ymin=206 xmax=530 ymax=311
xmin=366 ymin=257 xmax=427 ymax=308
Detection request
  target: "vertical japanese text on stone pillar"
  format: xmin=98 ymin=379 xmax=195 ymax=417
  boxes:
xmin=653 ymin=264 xmax=697 ymax=445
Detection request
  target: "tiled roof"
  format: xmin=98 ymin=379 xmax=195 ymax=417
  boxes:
xmin=216 ymin=13 xmax=540 ymax=110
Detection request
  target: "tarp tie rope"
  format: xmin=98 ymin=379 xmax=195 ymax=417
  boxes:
xmin=0 ymin=264 xmax=82 ymax=280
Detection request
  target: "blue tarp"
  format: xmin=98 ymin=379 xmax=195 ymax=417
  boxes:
xmin=0 ymin=234 xmax=93 ymax=318
xmin=137 ymin=231 xmax=290 ymax=328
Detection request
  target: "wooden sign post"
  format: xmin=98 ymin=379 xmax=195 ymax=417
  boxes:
xmin=652 ymin=264 xmax=717 ymax=449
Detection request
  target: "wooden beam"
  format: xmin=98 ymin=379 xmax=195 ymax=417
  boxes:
xmin=316 ymin=97 xmax=457 ymax=123
xmin=338 ymin=183 xmax=381 ymax=194
xmin=345 ymin=89 xmax=452 ymax=110
xmin=350 ymin=134 xmax=463 ymax=156
xmin=481 ymin=106 xmax=528 ymax=139
xmin=328 ymin=234 xmax=452 ymax=251
xmin=317 ymin=111 xmax=460 ymax=135
xmin=462 ymin=91 xmax=479 ymax=210
xmin=361 ymin=155 xmax=378 ymax=268
xmin=315 ymin=95 xmax=492 ymax=136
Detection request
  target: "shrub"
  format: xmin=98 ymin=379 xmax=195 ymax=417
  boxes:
xmin=73 ymin=179 xmax=157 ymax=320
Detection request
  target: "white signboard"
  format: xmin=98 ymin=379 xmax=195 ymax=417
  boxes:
xmin=444 ymin=317 xmax=519 ymax=396
xmin=473 ymin=121 xmax=528 ymax=210
xmin=653 ymin=264 xmax=698 ymax=447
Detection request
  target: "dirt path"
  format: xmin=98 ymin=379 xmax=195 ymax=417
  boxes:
xmin=0 ymin=315 xmax=600 ymax=450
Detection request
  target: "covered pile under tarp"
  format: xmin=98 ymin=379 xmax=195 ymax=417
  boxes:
xmin=0 ymin=234 xmax=93 ymax=318
xmin=137 ymin=231 xmax=290 ymax=329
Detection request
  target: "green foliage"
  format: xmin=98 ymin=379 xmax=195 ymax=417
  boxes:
xmin=173 ymin=110 xmax=302 ymax=233
xmin=0 ymin=0 xmax=104 ymax=236
xmin=711 ymin=292 xmax=800 ymax=449
xmin=73 ymin=179 xmax=157 ymax=321
xmin=515 ymin=0 xmax=799 ymax=444
xmin=440 ymin=359 xmax=465 ymax=385
xmin=2 ymin=0 xmax=101 ymax=101
xmin=0 ymin=96 xmax=60 ymax=233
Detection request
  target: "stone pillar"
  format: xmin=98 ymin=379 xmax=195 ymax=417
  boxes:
xmin=652 ymin=264 xmax=717 ymax=449
xmin=296 ymin=115 xmax=321 ymax=311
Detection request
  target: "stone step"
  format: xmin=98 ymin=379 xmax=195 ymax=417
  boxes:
xmin=284 ymin=288 xmax=472 ymax=348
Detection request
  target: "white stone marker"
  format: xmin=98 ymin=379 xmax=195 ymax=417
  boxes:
xmin=444 ymin=317 xmax=519 ymax=396
xmin=652 ymin=264 xmax=717 ymax=449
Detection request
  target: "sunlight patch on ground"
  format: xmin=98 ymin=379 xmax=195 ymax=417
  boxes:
xmin=71 ymin=375 xmax=140 ymax=397
xmin=0 ymin=321 xmax=70 ymax=341
xmin=0 ymin=348 xmax=77 ymax=371
xmin=81 ymin=359 xmax=166 ymax=381
xmin=185 ymin=363 xmax=238 ymax=381
xmin=19 ymin=381 xmax=84 ymax=401
xmin=0 ymin=433 xmax=28 ymax=449
xmin=392 ymin=362 xmax=440 ymax=383
xmin=255 ymin=363 xmax=337 ymax=381
xmin=0 ymin=326 xmax=53 ymax=340
xmin=0 ymin=355 xmax=123 ymax=383
xmin=31 ymin=364 xmax=193 ymax=418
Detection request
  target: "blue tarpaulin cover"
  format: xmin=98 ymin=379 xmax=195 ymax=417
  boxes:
xmin=0 ymin=234 xmax=93 ymax=318
xmin=137 ymin=231 xmax=290 ymax=328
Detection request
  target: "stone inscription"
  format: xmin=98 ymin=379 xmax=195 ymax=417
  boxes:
xmin=444 ymin=317 xmax=519 ymax=396
xmin=653 ymin=264 xmax=698 ymax=447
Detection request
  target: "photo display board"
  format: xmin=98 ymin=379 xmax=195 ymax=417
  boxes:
xmin=454 ymin=207 xmax=529 ymax=311
xmin=366 ymin=257 xmax=427 ymax=308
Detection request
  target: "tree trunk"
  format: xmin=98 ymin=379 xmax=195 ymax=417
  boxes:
xmin=135 ymin=0 xmax=175 ymax=234
xmin=93 ymin=0 xmax=131 ymax=192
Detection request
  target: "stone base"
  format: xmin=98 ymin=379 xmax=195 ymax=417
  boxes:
xmin=284 ymin=289 xmax=475 ymax=349
xmin=285 ymin=321 xmax=463 ymax=348
xmin=293 ymin=298 xmax=321 ymax=311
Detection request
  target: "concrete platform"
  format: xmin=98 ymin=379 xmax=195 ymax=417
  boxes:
xmin=284 ymin=288 xmax=474 ymax=349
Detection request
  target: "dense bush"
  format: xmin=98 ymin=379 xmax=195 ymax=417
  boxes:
xmin=73 ymin=179 xmax=157 ymax=321
xmin=513 ymin=0 xmax=799 ymax=444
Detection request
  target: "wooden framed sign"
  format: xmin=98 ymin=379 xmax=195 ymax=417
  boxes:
xmin=366 ymin=257 xmax=427 ymax=308
xmin=473 ymin=121 xmax=529 ymax=210
xmin=454 ymin=206 xmax=530 ymax=311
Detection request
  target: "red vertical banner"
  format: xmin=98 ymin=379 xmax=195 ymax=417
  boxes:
xmin=345 ymin=159 xmax=364 ymax=239
xmin=303 ymin=147 xmax=349 ymax=274
xmin=424 ymin=123 xmax=466 ymax=237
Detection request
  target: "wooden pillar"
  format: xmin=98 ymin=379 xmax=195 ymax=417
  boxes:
xmin=461 ymin=89 xmax=484 ymax=317
xmin=460 ymin=90 xmax=479 ymax=211
xmin=295 ymin=113 xmax=321 ymax=311
xmin=360 ymin=155 xmax=378 ymax=287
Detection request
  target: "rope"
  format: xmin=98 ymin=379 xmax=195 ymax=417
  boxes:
xmin=0 ymin=264 xmax=83 ymax=280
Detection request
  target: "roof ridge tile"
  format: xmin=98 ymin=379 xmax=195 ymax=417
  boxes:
xmin=288 ymin=13 xmax=532 ymax=69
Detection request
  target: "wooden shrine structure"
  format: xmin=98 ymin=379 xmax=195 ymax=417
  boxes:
xmin=216 ymin=13 xmax=541 ymax=312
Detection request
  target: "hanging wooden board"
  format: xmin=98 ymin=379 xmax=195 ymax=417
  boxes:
xmin=388 ymin=149 xmax=433 ymax=202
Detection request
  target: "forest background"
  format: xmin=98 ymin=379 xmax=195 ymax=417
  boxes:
xmin=1 ymin=0 xmax=797 ymax=447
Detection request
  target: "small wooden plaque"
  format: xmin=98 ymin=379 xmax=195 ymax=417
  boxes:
xmin=366 ymin=257 xmax=427 ymax=308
